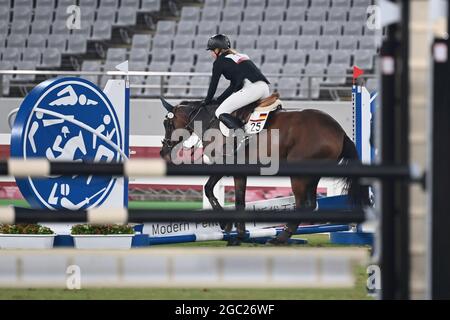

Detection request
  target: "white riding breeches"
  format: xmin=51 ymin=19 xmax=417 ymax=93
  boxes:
xmin=215 ymin=79 xmax=270 ymax=117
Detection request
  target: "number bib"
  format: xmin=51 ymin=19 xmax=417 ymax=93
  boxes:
xmin=244 ymin=111 xmax=269 ymax=134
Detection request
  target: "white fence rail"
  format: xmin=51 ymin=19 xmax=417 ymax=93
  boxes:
xmin=0 ymin=248 xmax=368 ymax=288
xmin=0 ymin=70 xmax=376 ymax=100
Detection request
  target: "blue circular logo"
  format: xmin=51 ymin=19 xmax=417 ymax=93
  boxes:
xmin=11 ymin=77 xmax=124 ymax=210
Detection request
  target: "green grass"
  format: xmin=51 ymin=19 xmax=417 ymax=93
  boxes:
xmin=154 ymin=234 xmax=363 ymax=249
xmin=128 ymin=200 xmax=202 ymax=210
xmin=0 ymin=199 xmax=30 ymax=207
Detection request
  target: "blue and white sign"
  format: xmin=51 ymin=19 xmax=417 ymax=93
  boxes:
xmin=352 ymin=85 xmax=376 ymax=164
xmin=11 ymin=77 xmax=129 ymax=210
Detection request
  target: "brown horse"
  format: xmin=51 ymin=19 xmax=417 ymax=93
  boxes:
xmin=159 ymin=97 xmax=370 ymax=246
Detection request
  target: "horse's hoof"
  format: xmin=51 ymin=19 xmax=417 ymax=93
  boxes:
xmin=226 ymin=238 xmax=242 ymax=246
xmin=265 ymin=238 xmax=290 ymax=246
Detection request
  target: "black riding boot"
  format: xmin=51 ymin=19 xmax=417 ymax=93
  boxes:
xmin=219 ymin=114 xmax=249 ymax=152
xmin=218 ymin=113 xmax=243 ymax=129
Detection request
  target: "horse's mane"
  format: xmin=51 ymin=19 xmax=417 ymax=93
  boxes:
xmin=177 ymin=100 xmax=219 ymax=118
xmin=179 ymin=100 xmax=199 ymax=108
xmin=174 ymin=100 xmax=220 ymax=136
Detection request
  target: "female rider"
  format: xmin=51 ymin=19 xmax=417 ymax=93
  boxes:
xmin=201 ymin=34 xmax=271 ymax=133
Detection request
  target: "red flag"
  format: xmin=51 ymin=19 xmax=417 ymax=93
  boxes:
xmin=353 ymin=66 xmax=364 ymax=80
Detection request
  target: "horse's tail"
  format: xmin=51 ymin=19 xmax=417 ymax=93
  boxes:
xmin=339 ymin=134 xmax=372 ymax=207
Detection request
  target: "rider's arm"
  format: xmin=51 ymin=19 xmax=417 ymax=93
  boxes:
xmin=217 ymin=84 xmax=234 ymax=104
xmin=204 ymin=61 xmax=221 ymax=104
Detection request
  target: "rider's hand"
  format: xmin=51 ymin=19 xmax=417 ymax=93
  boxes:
xmin=199 ymin=100 xmax=208 ymax=108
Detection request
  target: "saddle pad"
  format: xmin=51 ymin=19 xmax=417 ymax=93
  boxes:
xmin=244 ymin=111 xmax=270 ymax=134
xmin=244 ymin=100 xmax=282 ymax=134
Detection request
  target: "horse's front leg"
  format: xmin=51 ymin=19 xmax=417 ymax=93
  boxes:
xmin=227 ymin=175 xmax=247 ymax=246
xmin=204 ymin=175 xmax=224 ymax=210
xmin=204 ymin=175 xmax=230 ymax=232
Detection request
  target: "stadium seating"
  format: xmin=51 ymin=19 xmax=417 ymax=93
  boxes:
xmin=0 ymin=0 xmax=379 ymax=99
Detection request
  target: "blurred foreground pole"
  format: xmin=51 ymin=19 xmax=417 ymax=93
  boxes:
xmin=379 ymin=0 xmax=410 ymax=300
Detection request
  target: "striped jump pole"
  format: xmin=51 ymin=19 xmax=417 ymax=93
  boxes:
xmin=0 ymin=159 xmax=424 ymax=182
xmin=147 ymin=224 xmax=351 ymax=245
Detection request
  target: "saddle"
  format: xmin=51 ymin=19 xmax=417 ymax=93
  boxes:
xmin=228 ymin=92 xmax=282 ymax=136
xmin=233 ymin=92 xmax=282 ymax=123
xmin=183 ymin=92 xmax=283 ymax=147
xmin=255 ymin=92 xmax=282 ymax=110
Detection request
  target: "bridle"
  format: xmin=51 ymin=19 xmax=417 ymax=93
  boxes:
xmin=161 ymin=103 xmax=200 ymax=151
xmin=161 ymin=117 xmax=178 ymax=150
xmin=161 ymin=102 xmax=216 ymax=154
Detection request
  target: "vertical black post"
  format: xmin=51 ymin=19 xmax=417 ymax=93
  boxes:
xmin=429 ymin=2 xmax=450 ymax=299
xmin=380 ymin=33 xmax=396 ymax=301
xmin=397 ymin=0 xmax=410 ymax=300
xmin=379 ymin=0 xmax=410 ymax=299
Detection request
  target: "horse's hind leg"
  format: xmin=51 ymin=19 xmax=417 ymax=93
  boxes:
xmin=268 ymin=177 xmax=319 ymax=245
xmin=227 ymin=175 xmax=247 ymax=246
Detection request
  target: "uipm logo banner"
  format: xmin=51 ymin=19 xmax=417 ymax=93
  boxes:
xmin=10 ymin=77 xmax=129 ymax=210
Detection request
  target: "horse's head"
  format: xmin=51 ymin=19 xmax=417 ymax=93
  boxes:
xmin=159 ymin=97 xmax=199 ymax=162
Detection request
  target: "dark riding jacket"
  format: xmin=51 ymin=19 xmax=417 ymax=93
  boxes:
xmin=204 ymin=52 xmax=270 ymax=104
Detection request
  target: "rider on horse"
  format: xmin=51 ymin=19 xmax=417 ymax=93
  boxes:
xmin=201 ymin=34 xmax=271 ymax=137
